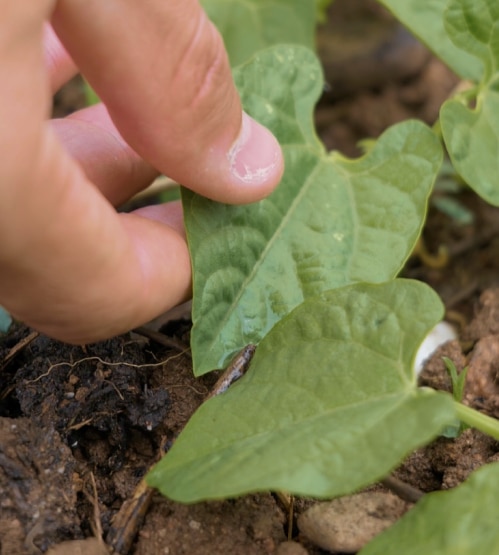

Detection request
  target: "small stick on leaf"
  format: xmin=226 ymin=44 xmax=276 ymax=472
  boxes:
xmin=205 ymin=344 xmax=256 ymax=400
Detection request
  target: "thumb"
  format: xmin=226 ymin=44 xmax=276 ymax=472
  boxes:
xmin=51 ymin=0 xmax=284 ymax=204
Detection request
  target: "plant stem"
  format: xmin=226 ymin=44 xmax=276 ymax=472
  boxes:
xmin=454 ymin=402 xmax=499 ymax=440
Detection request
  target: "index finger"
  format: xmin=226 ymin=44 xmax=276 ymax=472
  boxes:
xmin=51 ymin=0 xmax=284 ymax=204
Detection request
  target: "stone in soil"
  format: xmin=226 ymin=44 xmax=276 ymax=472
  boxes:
xmin=297 ymin=492 xmax=408 ymax=553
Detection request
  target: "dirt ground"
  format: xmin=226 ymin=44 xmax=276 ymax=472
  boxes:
xmin=3 ymin=2 xmax=499 ymax=554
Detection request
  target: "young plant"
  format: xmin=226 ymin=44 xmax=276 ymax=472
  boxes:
xmin=183 ymin=45 xmax=442 ymax=375
xmin=149 ymin=33 xmax=450 ymax=501
xmin=441 ymin=356 xmax=469 ymax=437
xmin=147 ymin=0 xmax=499 ymax=552
xmin=443 ymin=356 xmax=468 ymax=404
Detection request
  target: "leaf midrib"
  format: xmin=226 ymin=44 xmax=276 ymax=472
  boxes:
xmin=166 ymin=390 xmax=412 ymax=470
xmin=199 ymin=147 xmax=324 ymax=366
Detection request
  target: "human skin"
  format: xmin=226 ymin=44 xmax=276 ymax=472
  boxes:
xmin=0 ymin=0 xmax=284 ymax=343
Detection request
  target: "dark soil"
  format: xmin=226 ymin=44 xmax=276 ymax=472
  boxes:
xmin=3 ymin=2 xmax=499 ymax=554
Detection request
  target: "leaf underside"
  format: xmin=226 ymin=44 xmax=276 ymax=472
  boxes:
xmin=183 ymin=45 xmax=443 ymax=375
xmin=147 ymin=280 xmax=455 ymax=503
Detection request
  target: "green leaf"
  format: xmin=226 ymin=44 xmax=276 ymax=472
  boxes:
xmin=377 ymin=0 xmax=482 ymax=81
xmin=201 ymin=0 xmax=316 ymax=67
xmin=440 ymin=0 xmax=499 ymax=205
xmin=183 ymin=45 xmax=443 ymax=375
xmin=445 ymin=0 xmax=499 ymax=80
xmin=147 ymin=280 xmax=455 ymax=503
xmin=316 ymin=0 xmax=334 ymax=23
xmin=0 ymin=306 xmax=12 ymax=334
xmin=83 ymin=80 xmax=99 ymax=107
xmin=441 ymin=357 xmax=469 ymax=437
xmin=443 ymin=357 xmax=468 ymax=403
xmin=359 ymin=462 xmax=499 ymax=555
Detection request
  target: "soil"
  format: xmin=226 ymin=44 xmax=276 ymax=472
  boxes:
xmin=3 ymin=1 xmax=499 ymax=554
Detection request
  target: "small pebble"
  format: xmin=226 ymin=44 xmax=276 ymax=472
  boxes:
xmin=297 ymin=492 xmax=407 ymax=553
xmin=414 ymin=321 xmax=457 ymax=375
xmin=46 ymin=538 xmax=108 ymax=555
xmin=188 ymin=519 xmax=201 ymax=531
xmin=276 ymin=540 xmax=309 ymax=555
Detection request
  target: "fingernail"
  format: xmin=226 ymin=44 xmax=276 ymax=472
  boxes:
xmin=227 ymin=112 xmax=283 ymax=185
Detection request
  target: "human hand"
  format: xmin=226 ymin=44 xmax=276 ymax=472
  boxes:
xmin=0 ymin=1 xmax=283 ymax=343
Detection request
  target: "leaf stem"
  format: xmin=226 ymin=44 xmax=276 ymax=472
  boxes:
xmin=454 ymin=402 xmax=499 ymax=440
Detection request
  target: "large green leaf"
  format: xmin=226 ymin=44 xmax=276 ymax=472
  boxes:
xmin=201 ymin=0 xmax=316 ymax=67
xmin=183 ymin=46 xmax=442 ymax=375
xmin=440 ymin=0 xmax=499 ymax=205
xmin=376 ymin=0 xmax=481 ymax=81
xmin=360 ymin=462 xmax=499 ymax=554
xmin=147 ymin=280 xmax=455 ymax=503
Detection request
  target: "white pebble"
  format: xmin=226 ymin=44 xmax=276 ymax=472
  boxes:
xmin=413 ymin=321 xmax=457 ymax=376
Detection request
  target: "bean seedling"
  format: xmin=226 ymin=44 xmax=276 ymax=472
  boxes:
xmin=147 ymin=1 xmax=499 ymax=552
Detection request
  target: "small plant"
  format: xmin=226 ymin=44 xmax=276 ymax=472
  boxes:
xmin=441 ymin=356 xmax=469 ymax=437
xmin=443 ymin=356 xmax=468 ymax=404
xmin=146 ymin=0 xmax=499 ymax=552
